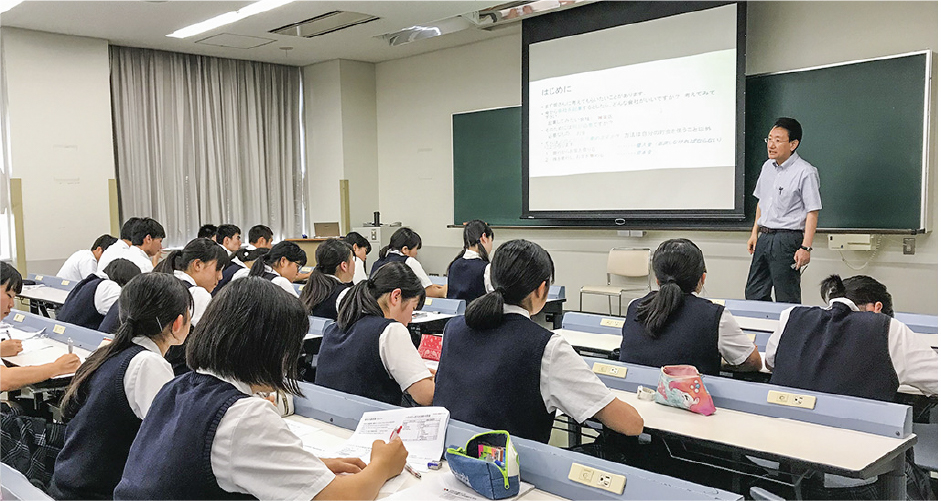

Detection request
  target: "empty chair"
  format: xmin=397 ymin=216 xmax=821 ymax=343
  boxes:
xmin=579 ymin=248 xmax=651 ymax=315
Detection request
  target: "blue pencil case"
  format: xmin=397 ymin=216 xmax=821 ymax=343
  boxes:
xmin=445 ymin=430 xmax=520 ymax=500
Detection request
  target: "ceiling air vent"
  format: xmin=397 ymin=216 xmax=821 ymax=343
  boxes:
xmin=271 ymin=11 xmax=379 ymax=38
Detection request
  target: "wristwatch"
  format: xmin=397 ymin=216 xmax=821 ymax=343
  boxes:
xmin=800 ymin=245 xmax=812 ymax=251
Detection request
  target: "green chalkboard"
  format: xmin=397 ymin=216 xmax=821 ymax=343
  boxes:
xmin=453 ymin=52 xmax=929 ymax=231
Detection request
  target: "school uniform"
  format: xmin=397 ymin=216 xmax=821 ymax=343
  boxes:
xmin=231 ymin=265 xmax=299 ymax=297
xmin=101 ymin=245 xmax=153 ymax=274
xmin=49 ymin=337 xmax=174 ymax=500
xmin=173 ymin=270 xmax=212 ymax=325
xmin=308 ymin=276 xmax=352 ymax=321
xmin=434 ymin=305 xmax=615 ymax=443
xmin=619 ymin=293 xmax=756 ymax=376
xmin=56 ymin=272 xmax=122 ymax=330
xmin=316 ymin=315 xmax=431 ymax=405
xmin=114 ymin=370 xmax=335 ymax=500
xmin=56 ymin=249 xmax=98 ymax=282
xmin=352 ymin=256 xmax=368 ymax=284
xmin=370 ymin=250 xmax=433 ymax=288
xmin=213 ymin=257 xmax=245 ymax=296
xmin=766 ymin=297 xmax=938 ymax=399
xmin=447 ymin=250 xmax=489 ymax=302
xmin=96 ymin=240 xmax=130 ymax=274
xmin=98 ymin=303 xmax=121 ymax=334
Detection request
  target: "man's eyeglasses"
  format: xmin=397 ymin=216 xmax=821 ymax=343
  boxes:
xmin=764 ymin=137 xmax=791 ymax=145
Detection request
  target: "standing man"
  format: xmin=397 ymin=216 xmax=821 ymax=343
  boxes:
xmin=745 ymin=118 xmax=821 ymax=303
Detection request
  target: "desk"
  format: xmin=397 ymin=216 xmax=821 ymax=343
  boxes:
xmin=555 ymin=328 xmax=620 ymax=358
xmin=18 ymin=285 xmax=70 ymax=317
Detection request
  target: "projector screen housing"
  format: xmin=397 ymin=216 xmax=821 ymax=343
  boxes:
xmin=522 ymin=1 xmax=746 ymax=222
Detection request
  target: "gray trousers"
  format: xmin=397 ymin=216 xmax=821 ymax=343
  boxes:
xmin=745 ymin=230 xmax=803 ymax=303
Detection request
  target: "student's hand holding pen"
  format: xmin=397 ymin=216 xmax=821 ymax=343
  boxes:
xmin=0 ymin=339 xmax=23 ymax=357
xmin=321 ymin=457 xmax=368 ymax=474
xmin=370 ymin=438 xmax=408 ymax=481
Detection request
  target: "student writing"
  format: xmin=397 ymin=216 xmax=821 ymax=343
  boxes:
xmin=233 ymin=241 xmax=307 ymax=297
xmin=299 ymin=239 xmax=355 ymax=320
xmin=49 ymin=273 xmax=192 ymax=500
xmin=371 ymin=227 xmax=446 ymax=298
xmin=57 ymin=259 xmax=142 ymax=331
xmin=316 ymin=262 xmax=435 ymax=406
xmin=434 ymin=239 xmax=644 ymax=443
xmin=344 ymin=231 xmax=371 ymax=284
xmin=57 ymin=234 xmax=118 ymax=282
xmin=619 ymin=239 xmax=762 ymax=375
xmin=114 ymin=277 xmax=407 ymax=500
xmin=446 ymin=220 xmax=494 ymax=303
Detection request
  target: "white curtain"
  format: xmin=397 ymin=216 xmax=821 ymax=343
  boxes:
xmin=0 ymin=30 xmax=16 ymax=261
xmin=110 ymin=46 xmax=307 ymax=247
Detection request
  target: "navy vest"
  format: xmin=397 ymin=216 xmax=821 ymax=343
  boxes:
xmin=212 ymin=261 xmax=244 ymax=296
xmin=316 ymin=316 xmax=403 ymax=405
xmin=49 ymin=345 xmax=147 ymax=500
xmin=114 ymin=372 xmax=254 ymax=500
xmin=770 ymin=303 xmax=898 ymax=401
xmin=434 ymin=314 xmax=554 ymax=443
xmin=98 ymin=302 xmax=121 ymax=334
xmin=57 ymin=275 xmax=107 ymax=330
xmin=309 ymin=280 xmax=352 ymax=321
xmin=370 ymin=252 xmax=408 ymax=275
xmin=619 ymin=292 xmax=724 ymax=376
xmin=447 ymin=258 xmax=489 ymax=302
xmin=261 ymin=271 xmax=279 ymax=281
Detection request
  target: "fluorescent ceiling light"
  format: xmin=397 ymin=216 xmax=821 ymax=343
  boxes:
xmin=167 ymin=0 xmax=295 ymax=39
xmin=0 ymin=0 xmax=24 ymax=14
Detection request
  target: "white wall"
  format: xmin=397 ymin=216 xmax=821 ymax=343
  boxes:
xmin=2 ymin=28 xmax=115 ymax=274
xmin=374 ymin=1 xmax=939 ymax=314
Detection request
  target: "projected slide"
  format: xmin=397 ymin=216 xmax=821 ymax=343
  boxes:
xmin=525 ymin=3 xmax=739 ymax=214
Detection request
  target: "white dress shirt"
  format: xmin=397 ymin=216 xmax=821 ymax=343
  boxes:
xmin=352 ymin=256 xmax=368 ymax=284
xmin=124 ymin=336 xmax=175 ymax=419
xmin=173 ymin=270 xmax=213 ymax=325
xmin=96 ymin=240 xmax=131 ymax=273
xmin=199 ymin=370 xmax=336 ymax=500
xmin=92 ymin=271 xmax=122 ymax=316
xmin=377 ymin=321 xmax=434 ymax=391
xmin=231 ymin=265 xmax=298 ymax=297
xmin=57 ymin=250 xmax=98 ymax=282
xmin=387 ymin=250 xmax=433 ymax=288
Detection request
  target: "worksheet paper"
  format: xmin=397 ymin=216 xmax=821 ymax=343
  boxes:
xmin=332 ymin=407 xmax=451 ymax=472
xmin=384 ymin=473 xmax=535 ymax=501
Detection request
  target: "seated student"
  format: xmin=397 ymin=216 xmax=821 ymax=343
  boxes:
xmin=316 ymin=263 xmax=435 ymax=406
xmin=371 ymin=227 xmax=446 ymax=298
xmin=446 ymin=220 xmax=494 ymax=303
xmin=97 ymin=217 xmax=141 ymax=273
xmin=619 ymin=239 xmax=762 ymax=376
xmin=57 ymin=234 xmax=118 ymax=282
xmin=299 ymin=239 xmax=355 ymax=320
xmin=114 ymin=277 xmax=407 ymax=500
xmin=233 ymin=241 xmax=306 ymax=297
xmin=197 ymin=224 xmax=217 ymax=241
xmin=48 ymin=273 xmax=192 ymax=500
xmin=56 ymin=259 xmax=142 ymax=331
xmin=246 ymin=224 xmax=273 ymax=252
xmin=0 ymin=262 xmax=81 ymax=392
xmin=766 ymin=274 xmax=938 ymax=400
xmin=211 ymin=224 xmax=245 ymax=295
xmin=434 ymin=239 xmax=644 ymax=443
xmin=114 ymin=217 xmax=165 ymax=273
xmin=344 ymin=232 xmax=371 ymax=284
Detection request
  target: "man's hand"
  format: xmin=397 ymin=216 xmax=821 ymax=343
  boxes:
xmin=747 ymin=234 xmax=757 ymax=255
xmin=793 ymin=248 xmax=811 ymax=268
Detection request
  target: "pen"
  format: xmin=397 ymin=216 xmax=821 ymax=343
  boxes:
xmin=67 ymin=337 xmax=73 ymax=354
xmin=403 ymin=463 xmax=422 ymax=480
xmin=389 ymin=425 xmax=402 ymax=442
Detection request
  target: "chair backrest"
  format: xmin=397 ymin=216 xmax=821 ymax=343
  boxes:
xmin=607 ymin=248 xmax=650 ymax=278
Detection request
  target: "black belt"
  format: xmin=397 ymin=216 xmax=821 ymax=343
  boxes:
xmin=758 ymin=226 xmax=802 ymax=234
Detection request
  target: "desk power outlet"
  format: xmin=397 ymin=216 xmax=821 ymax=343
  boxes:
xmin=591 ymin=362 xmax=627 ymax=378
xmin=568 ymin=462 xmax=626 ymax=494
xmin=767 ymin=390 xmax=817 ymax=410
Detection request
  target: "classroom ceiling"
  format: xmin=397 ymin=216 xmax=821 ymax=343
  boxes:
xmin=0 ymin=1 xmax=522 ymax=66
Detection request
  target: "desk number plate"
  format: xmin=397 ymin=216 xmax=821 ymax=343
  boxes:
xmin=592 ymin=362 xmax=627 ymax=378
xmin=53 ymin=324 xmax=66 ymax=335
xmin=34 ymin=275 xmax=43 ymax=281
xmin=599 ymin=318 xmax=624 ymax=328
xmin=425 ymin=298 xmax=433 ymax=306
xmin=767 ymin=390 xmax=816 ymax=410
xmin=568 ymin=463 xmax=626 ymax=494
xmin=12 ymin=314 xmax=24 ymax=322
xmin=61 ymin=280 xmax=70 ymax=286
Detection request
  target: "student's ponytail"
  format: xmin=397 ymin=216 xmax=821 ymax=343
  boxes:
xmin=250 ymin=241 xmax=306 ymax=277
xmin=819 ymin=274 xmax=846 ymax=303
xmin=60 ymin=273 xmax=193 ymax=420
xmin=634 ymin=239 xmax=705 ymax=338
xmin=378 ymin=245 xmax=391 ymax=260
xmin=447 ymin=220 xmax=494 ymax=271
xmin=300 ymin=240 xmax=353 ymax=314
xmin=336 ymin=262 xmax=425 ymax=331
xmin=821 ymin=274 xmax=894 ymax=317
xmin=465 ymin=239 xmax=553 ymax=331
xmin=249 ymin=256 xmax=269 ymax=276
xmin=154 ymin=250 xmax=184 ymax=274
xmin=102 ymin=258 xmax=142 ymax=287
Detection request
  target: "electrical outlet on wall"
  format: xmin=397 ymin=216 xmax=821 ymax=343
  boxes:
xmin=903 ymin=238 xmax=916 ymax=255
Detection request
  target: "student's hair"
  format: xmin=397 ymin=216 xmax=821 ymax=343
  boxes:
xmin=249 ymin=241 xmax=307 ymax=277
xmin=633 ymin=239 xmax=705 ymax=337
xmin=820 ymin=274 xmax=895 ymax=318
xmin=448 ymin=220 xmax=494 ymax=270
xmin=1 ymin=261 xmax=23 ymax=294
xmin=336 ymin=262 xmax=425 ymax=331
xmin=61 ymin=273 xmax=193 ymax=419
xmin=299 ymin=240 xmax=353 ymax=314
xmin=197 ymin=224 xmax=218 ymax=239
xmin=344 ymin=232 xmax=371 ymax=254
xmin=465 ymin=239 xmax=554 ymax=330
xmin=248 ymin=225 xmax=273 ymax=244
xmin=187 ymin=277 xmax=308 ymax=395
xmin=378 ymin=227 xmax=422 ymax=260
xmin=154 ymin=238 xmax=229 ymax=275
xmin=773 ymin=117 xmax=803 ymax=148
xmin=119 ymin=217 xmax=143 ymax=241
xmin=102 ymin=258 xmax=142 ymax=287
xmin=233 ymin=247 xmax=267 ymax=264
xmin=130 ymin=218 xmax=166 ymax=246
xmin=91 ymin=234 xmax=118 ymax=252
xmin=216 ymin=224 xmax=241 ymax=244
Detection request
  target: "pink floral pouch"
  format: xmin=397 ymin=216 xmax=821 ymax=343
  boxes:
xmin=654 ymin=365 xmax=716 ymax=416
